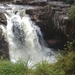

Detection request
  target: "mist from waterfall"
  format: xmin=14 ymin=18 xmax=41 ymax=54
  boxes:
xmin=0 ymin=4 xmax=57 ymax=67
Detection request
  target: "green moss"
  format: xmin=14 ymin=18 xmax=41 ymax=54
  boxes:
xmin=68 ymin=6 xmax=75 ymax=20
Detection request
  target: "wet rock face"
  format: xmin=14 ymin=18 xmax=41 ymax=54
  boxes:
xmin=0 ymin=0 xmax=10 ymax=59
xmin=0 ymin=11 xmax=9 ymax=59
xmin=53 ymin=11 xmax=68 ymax=34
xmin=0 ymin=28 xmax=9 ymax=59
xmin=28 ymin=0 xmax=47 ymax=6
xmin=26 ymin=0 xmax=73 ymax=49
xmin=0 ymin=0 xmax=73 ymax=50
xmin=26 ymin=5 xmax=52 ymax=25
xmin=26 ymin=5 xmax=53 ymax=37
xmin=12 ymin=0 xmax=30 ymax=4
xmin=12 ymin=0 xmax=47 ymax=6
xmin=26 ymin=4 xmax=67 ymax=49
xmin=0 ymin=12 xmax=7 ymax=25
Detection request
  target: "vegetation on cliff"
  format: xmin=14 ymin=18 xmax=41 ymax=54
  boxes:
xmin=65 ymin=0 xmax=75 ymax=4
xmin=68 ymin=6 xmax=75 ymax=19
xmin=67 ymin=5 xmax=75 ymax=50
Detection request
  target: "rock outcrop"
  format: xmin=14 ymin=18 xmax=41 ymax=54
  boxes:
xmin=0 ymin=9 xmax=9 ymax=59
xmin=0 ymin=11 xmax=7 ymax=25
xmin=26 ymin=1 xmax=70 ymax=49
xmin=0 ymin=28 xmax=9 ymax=59
xmin=0 ymin=0 xmax=74 ymax=50
xmin=12 ymin=0 xmax=47 ymax=6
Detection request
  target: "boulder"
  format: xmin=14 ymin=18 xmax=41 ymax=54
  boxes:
xmin=0 ymin=11 xmax=7 ymax=25
xmin=0 ymin=28 xmax=9 ymax=59
xmin=26 ymin=4 xmax=52 ymax=26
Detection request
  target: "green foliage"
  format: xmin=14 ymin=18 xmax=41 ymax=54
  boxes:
xmin=65 ymin=0 xmax=74 ymax=4
xmin=0 ymin=60 xmax=32 ymax=75
xmin=34 ymin=52 xmax=75 ymax=75
xmin=56 ymin=51 xmax=75 ymax=75
xmin=0 ymin=52 xmax=75 ymax=75
xmin=34 ymin=61 xmax=65 ymax=75
xmin=68 ymin=6 xmax=75 ymax=20
xmin=64 ymin=41 xmax=74 ymax=52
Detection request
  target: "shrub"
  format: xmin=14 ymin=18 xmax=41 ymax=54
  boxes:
xmin=0 ymin=60 xmax=32 ymax=75
xmin=34 ymin=51 xmax=75 ymax=75
xmin=68 ymin=6 xmax=75 ymax=20
xmin=65 ymin=0 xmax=74 ymax=4
xmin=0 ymin=51 xmax=75 ymax=75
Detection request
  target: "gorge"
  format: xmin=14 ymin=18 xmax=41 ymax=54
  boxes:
xmin=0 ymin=0 xmax=75 ymax=66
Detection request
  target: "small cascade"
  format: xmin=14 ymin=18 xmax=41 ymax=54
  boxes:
xmin=12 ymin=15 xmax=25 ymax=45
xmin=0 ymin=5 xmax=57 ymax=67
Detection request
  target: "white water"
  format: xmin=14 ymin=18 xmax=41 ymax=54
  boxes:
xmin=0 ymin=4 xmax=57 ymax=67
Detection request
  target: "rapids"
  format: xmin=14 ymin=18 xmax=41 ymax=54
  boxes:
xmin=0 ymin=4 xmax=57 ymax=67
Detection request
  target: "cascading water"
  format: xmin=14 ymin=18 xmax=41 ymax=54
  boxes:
xmin=0 ymin=4 xmax=57 ymax=67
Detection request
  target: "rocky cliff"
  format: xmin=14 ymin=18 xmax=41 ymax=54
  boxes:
xmin=0 ymin=0 xmax=75 ymax=59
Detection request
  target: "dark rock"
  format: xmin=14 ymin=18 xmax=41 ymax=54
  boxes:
xmin=26 ymin=4 xmax=52 ymax=26
xmin=0 ymin=0 xmax=72 ymax=49
xmin=26 ymin=4 xmax=67 ymax=49
xmin=49 ymin=1 xmax=71 ymax=8
xmin=49 ymin=1 xmax=71 ymax=15
xmin=26 ymin=5 xmax=53 ymax=39
xmin=53 ymin=11 xmax=68 ymax=33
xmin=12 ymin=0 xmax=47 ymax=6
xmin=0 ymin=11 xmax=7 ymax=25
xmin=0 ymin=28 xmax=9 ymax=59
xmin=12 ymin=0 xmax=31 ymax=5
xmin=12 ymin=21 xmax=25 ymax=45
xmin=28 ymin=0 xmax=47 ymax=6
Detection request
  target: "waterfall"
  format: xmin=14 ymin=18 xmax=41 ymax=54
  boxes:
xmin=0 ymin=5 xmax=57 ymax=67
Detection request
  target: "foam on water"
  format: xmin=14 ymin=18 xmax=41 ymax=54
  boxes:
xmin=0 ymin=5 xmax=57 ymax=67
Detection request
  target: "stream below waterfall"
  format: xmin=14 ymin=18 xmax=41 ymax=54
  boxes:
xmin=0 ymin=3 xmax=57 ymax=67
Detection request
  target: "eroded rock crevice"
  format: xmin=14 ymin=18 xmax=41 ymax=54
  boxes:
xmin=26 ymin=1 xmax=71 ymax=49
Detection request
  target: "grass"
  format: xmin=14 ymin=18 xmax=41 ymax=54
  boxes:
xmin=0 ymin=51 xmax=75 ymax=75
xmin=0 ymin=60 xmax=33 ymax=75
xmin=68 ymin=5 xmax=75 ymax=20
xmin=34 ymin=51 xmax=75 ymax=75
